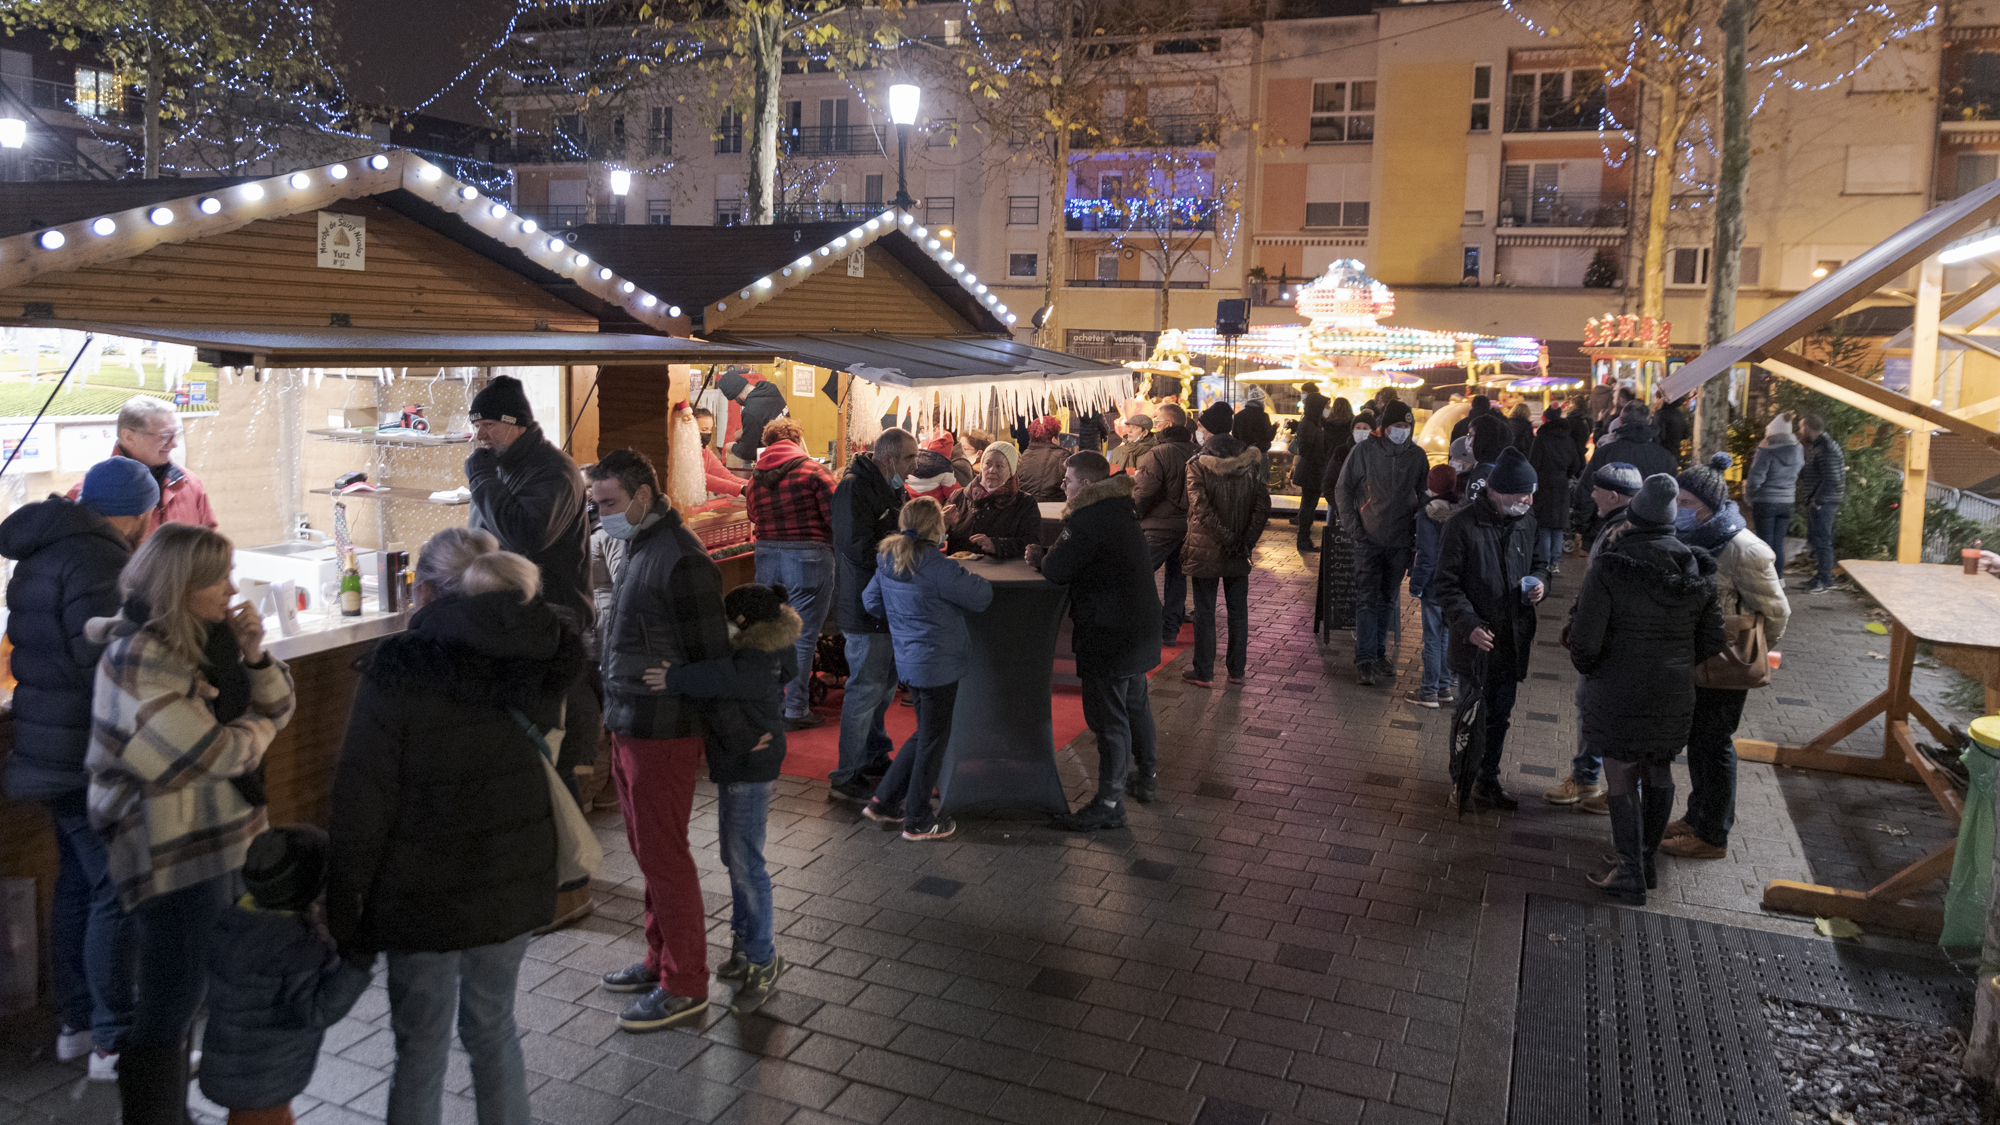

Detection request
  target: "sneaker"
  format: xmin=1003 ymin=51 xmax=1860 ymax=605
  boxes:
xmin=618 ymin=988 xmax=708 ymax=1032
xmin=716 ymin=939 xmax=751 ymax=982
xmin=1436 ymin=686 xmax=1457 ymax=706
xmin=1373 ymin=659 xmax=1397 ymax=679
xmin=827 ymin=777 xmax=874 ymax=804
xmin=601 ymin=962 xmax=660 ymax=993
xmin=1357 ymin=664 xmax=1378 ymax=687
xmin=783 ymin=712 xmax=826 ymax=731
xmin=861 ymin=799 xmax=903 ymax=824
xmin=1226 ymin=675 xmax=1246 ymax=685
xmin=902 ymin=818 xmax=958 ymax=842
xmin=1405 ymin=688 xmax=1439 ymax=708
xmin=1806 ymin=580 xmax=1833 ymax=595
xmin=731 ymin=955 xmax=788 ymax=1014
xmin=1549 ymin=561 xmax=1562 ymax=575
xmin=1182 ymin=670 xmax=1214 ymax=688
xmin=1130 ymin=773 xmax=1158 ymax=804
xmin=88 ymin=1051 xmax=118 ymax=1082
xmin=57 ymin=1026 xmax=91 ymax=1062
xmin=1917 ymin=742 xmax=1972 ymax=790
xmin=1542 ymin=778 xmax=1604 ymax=806
xmin=1051 ymin=799 xmax=1126 ymax=832
xmin=535 ymin=885 xmax=595 ymax=935
xmin=1664 ymin=818 xmax=1696 ymax=839
xmin=1577 ymin=792 xmax=1610 ymax=815
xmin=1470 ymin=780 xmax=1519 ymax=811
xmin=1659 ymin=835 xmax=1727 ymax=860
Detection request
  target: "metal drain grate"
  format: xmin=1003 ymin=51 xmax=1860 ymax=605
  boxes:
xmin=1511 ymin=895 xmax=1972 ymax=1124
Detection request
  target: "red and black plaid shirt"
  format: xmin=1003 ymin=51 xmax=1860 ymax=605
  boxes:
xmin=746 ymin=440 xmax=836 ymax=545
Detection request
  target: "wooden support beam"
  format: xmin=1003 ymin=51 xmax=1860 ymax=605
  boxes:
xmin=1941 ymin=270 xmax=2000 ymax=321
xmin=1901 ymin=258 xmax=1943 ymax=562
xmin=1760 ymin=349 xmax=2000 ymax=454
xmin=1951 ymin=393 xmax=2000 ymax=420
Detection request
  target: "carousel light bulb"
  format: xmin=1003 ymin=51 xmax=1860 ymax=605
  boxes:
xmin=740 ymin=289 xmax=751 ymax=299
xmin=940 ymin=251 xmax=954 ymax=262
xmin=1005 ymin=314 xmax=1017 ymax=324
xmin=974 ymin=283 xmax=987 ymax=294
xmin=866 ymin=219 xmax=880 ymax=231
xmin=913 ymin=226 xmax=927 ymax=238
xmin=287 ymin=172 xmax=310 ymax=189
xmin=37 ymin=230 xmax=63 ymax=250
xmin=951 ymin=263 xmax=965 ymax=274
xmin=90 ymin=217 xmax=115 ymax=236
xmin=328 ymin=163 xmax=349 ymax=180
xmin=818 ymin=247 xmax=831 ymax=257
xmin=964 ymin=273 xmax=976 ymax=285
xmin=198 ymin=197 xmax=221 ymax=215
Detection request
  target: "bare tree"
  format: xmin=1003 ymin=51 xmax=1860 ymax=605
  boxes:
xmin=1075 ymin=144 xmax=1244 ymax=329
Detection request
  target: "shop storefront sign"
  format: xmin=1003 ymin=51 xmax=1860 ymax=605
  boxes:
xmin=317 ymin=212 xmax=366 ymax=271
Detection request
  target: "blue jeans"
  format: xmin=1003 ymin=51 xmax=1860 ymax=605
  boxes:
xmin=1080 ymin=673 xmax=1156 ymax=802
xmin=1754 ymin=504 xmax=1792 ymax=571
xmin=1419 ymin=601 xmax=1451 ymax=696
xmin=754 ymin=542 xmax=835 ymax=720
xmin=46 ymin=791 xmax=134 ymax=1052
xmin=873 ymin=681 xmax=958 ymax=830
xmin=1146 ymin=533 xmax=1188 ymax=643
xmin=1806 ymin=501 xmax=1839 ymax=585
xmin=1571 ymin=677 xmax=1600 ymax=784
xmin=833 ymin=632 xmax=897 ymax=787
xmin=1354 ymin=539 xmax=1411 ymax=667
xmin=1537 ymin=528 xmax=1563 ymax=569
xmin=1190 ymin=575 xmax=1248 ymax=680
xmin=715 ymin=782 xmax=774 ymax=965
xmin=386 ymin=933 xmax=532 ymax=1125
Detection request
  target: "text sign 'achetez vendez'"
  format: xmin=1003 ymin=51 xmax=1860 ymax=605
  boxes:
xmin=317 ymin=212 xmax=366 ymax=271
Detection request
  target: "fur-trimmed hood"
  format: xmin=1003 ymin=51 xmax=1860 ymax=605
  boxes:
xmin=733 ymin=604 xmax=803 ymax=654
xmin=1599 ymin=524 xmax=1717 ymax=596
xmin=1061 ymin=473 xmax=1135 ymax=519
xmin=1194 ymin=434 xmax=1261 ymax=478
xmin=361 ymin=591 xmax=586 ymax=710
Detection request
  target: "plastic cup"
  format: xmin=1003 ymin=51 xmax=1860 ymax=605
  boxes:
xmin=1520 ymin=575 xmax=1542 ymax=605
xmin=1767 ymin=650 xmax=1782 ymax=671
xmin=1967 ymin=548 xmax=1984 ymax=575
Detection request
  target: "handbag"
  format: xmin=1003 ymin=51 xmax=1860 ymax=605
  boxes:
xmin=511 ymin=709 xmax=603 ymax=888
xmin=1694 ymin=611 xmax=1771 ymax=690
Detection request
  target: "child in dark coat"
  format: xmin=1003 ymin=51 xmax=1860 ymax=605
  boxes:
xmin=643 ymin=583 xmax=798 ymax=1013
xmin=200 ymin=825 xmax=372 ymax=1125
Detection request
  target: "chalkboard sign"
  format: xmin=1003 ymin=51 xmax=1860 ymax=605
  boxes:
xmin=1315 ymin=527 xmax=1356 ymax=640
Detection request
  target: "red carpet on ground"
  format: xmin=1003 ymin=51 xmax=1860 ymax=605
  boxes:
xmin=782 ymin=625 xmax=1193 ymax=781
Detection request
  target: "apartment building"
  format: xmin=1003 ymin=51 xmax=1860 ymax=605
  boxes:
xmin=484 ymin=0 xmax=1989 ymax=364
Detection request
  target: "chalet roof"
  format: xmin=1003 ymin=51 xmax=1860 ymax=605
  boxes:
xmin=49 ymin=323 xmax=775 ymax=368
xmin=707 ymin=331 xmax=1121 ymax=384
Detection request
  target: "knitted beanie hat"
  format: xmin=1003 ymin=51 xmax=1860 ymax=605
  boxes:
xmin=1630 ymin=473 xmax=1681 ymax=525
xmin=80 ymin=455 xmax=160 ymax=517
xmin=1488 ymin=446 xmax=1537 ymax=494
xmin=1198 ymin=402 xmax=1235 ymax=436
xmin=1677 ymin=451 xmax=1733 ymax=515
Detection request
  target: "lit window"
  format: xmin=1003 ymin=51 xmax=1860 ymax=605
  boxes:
xmin=1310 ymin=81 xmax=1375 ymax=143
xmin=1009 ymin=253 xmax=1038 ymax=277
xmin=73 ymin=67 xmax=121 ymax=119
xmin=1504 ymin=69 xmax=1607 ymax=132
xmin=1471 ymin=65 xmax=1493 ymax=132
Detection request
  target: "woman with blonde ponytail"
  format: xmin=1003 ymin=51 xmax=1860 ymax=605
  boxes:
xmin=858 ymin=498 xmax=993 ymax=841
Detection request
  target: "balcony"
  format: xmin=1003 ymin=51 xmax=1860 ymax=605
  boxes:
xmin=13 ymin=76 xmax=143 ymax=126
xmin=1065 ymin=197 xmax=1219 ymax=233
xmin=772 ymin=201 xmax=887 ymax=223
xmin=1496 ymin=191 xmax=1625 ymax=228
xmin=780 ymin=125 xmax=885 ymax=157
xmin=1249 ymin=280 xmax=1301 ymax=307
xmin=525 ymin=205 xmax=589 ymax=229
xmin=1067 ymin=278 xmax=1209 ymax=289
xmin=1078 ymin=114 xmax=1221 ymax=149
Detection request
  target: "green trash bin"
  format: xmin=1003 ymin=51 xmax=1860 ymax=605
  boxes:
xmin=1943 ymin=716 xmax=2000 ymax=951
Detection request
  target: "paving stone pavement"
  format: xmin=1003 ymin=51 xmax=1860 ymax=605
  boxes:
xmin=0 ymin=528 xmax=1967 ymax=1125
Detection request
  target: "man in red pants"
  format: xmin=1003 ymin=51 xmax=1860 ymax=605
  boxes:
xmin=585 ymin=449 xmax=729 ymax=1031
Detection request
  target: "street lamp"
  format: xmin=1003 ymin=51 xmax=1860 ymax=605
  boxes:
xmin=0 ymin=118 xmax=25 ymax=183
xmin=888 ymin=84 xmax=920 ymax=212
xmin=609 ymin=169 xmax=631 ymax=196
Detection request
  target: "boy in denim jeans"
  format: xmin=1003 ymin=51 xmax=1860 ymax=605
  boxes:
xmin=1407 ymin=464 xmax=1460 ymax=708
xmin=643 ymin=584 xmax=796 ymax=1012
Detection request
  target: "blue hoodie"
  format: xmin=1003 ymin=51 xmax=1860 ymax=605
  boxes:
xmin=862 ymin=544 xmax=995 ymax=687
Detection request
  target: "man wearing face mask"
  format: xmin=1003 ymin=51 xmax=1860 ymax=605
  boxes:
xmin=1433 ymin=446 xmax=1551 ymax=810
xmin=1334 ymin=399 xmax=1428 ymax=686
xmin=827 ymin=428 xmax=920 ymax=803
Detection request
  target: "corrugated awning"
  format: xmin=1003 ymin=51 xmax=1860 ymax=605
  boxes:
xmin=707 ymin=331 xmax=1126 ymax=385
xmin=16 ymin=323 xmax=780 ymax=367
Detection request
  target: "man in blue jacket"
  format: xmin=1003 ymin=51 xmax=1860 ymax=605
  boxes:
xmin=1030 ymin=452 xmax=1164 ymax=831
xmin=1 ymin=456 xmax=155 ymax=1075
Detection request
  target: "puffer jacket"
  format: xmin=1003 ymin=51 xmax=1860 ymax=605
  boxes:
xmin=1234 ymin=403 xmax=1276 ymax=454
xmin=1133 ymin=426 xmax=1196 ymax=538
xmin=1291 ymin=402 xmax=1330 ymax=490
xmin=944 ymin=486 xmax=1043 ymax=559
xmin=598 ymin=503 xmax=730 ymax=739
xmin=1682 ymin=503 xmax=1790 ymax=644
xmin=862 ymin=546 xmax=994 ymax=687
xmin=1182 ymin=434 xmax=1271 ymax=578
xmin=831 ymin=453 xmax=905 ymax=634
xmin=1528 ymin=424 xmax=1583 ymax=531
xmin=465 ymin=423 xmax=592 ymax=625
xmin=1569 ymin=522 xmax=1725 ymax=761
xmin=1409 ymin=496 xmax=1453 ymax=604
xmin=1585 ymin=421 xmax=1677 ymax=482
xmin=1798 ymin=431 xmax=1847 ymax=507
xmin=0 ymin=497 xmax=131 ymax=801
xmin=1744 ymin=435 xmax=1804 ymax=508
xmin=1017 ymin=440 xmax=1068 ymax=503
xmin=200 ymin=902 xmax=371 ymax=1110
xmin=1334 ymin=435 xmax=1428 ymax=548
xmin=328 ymin=591 xmax=583 ymax=953
xmin=1433 ymin=493 xmax=1548 ymax=679
xmin=1039 ymin=475 xmax=1163 ymax=679
xmin=661 ymin=606 xmax=800 ymax=784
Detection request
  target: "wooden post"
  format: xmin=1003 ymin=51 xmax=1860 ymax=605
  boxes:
xmin=1900 ymin=256 xmax=1943 ymax=563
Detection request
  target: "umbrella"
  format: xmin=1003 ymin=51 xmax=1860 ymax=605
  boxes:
xmin=1448 ymin=650 xmax=1488 ymax=816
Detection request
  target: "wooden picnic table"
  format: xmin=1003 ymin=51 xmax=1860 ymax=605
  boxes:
xmin=1741 ymin=559 xmax=2000 ymax=933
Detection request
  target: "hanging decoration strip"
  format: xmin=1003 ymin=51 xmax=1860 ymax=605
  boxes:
xmin=843 ymin=370 xmax=1134 ymax=447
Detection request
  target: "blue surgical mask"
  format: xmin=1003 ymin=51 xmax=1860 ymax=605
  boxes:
xmin=600 ymin=510 xmax=639 ymax=540
xmin=890 ymin=474 xmax=905 ymax=491
xmin=1675 ymin=506 xmax=1699 ymax=531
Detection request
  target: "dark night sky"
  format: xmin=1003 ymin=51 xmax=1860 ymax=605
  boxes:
xmin=331 ymin=0 xmax=518 ymax=124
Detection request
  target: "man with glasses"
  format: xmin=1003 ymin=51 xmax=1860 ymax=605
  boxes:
xmin=67 ymin=396 xmax=213 ymax=538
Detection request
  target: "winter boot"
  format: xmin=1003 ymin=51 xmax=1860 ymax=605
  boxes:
xmin=716 ymin=934 xmax=751 ymax=982
xmin=1640 ymin=775 xmax=1675 ymax=892
xmin=1585 ymin=794 xmax=1648 ymax=905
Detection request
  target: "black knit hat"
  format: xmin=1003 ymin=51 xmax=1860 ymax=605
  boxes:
xmin=243 ymin=825 xmax=330 ymax=912
xmin=1198 ymin=401 xmax=1234 ymax=436
xmin=1487 ymin=446 xmax=1538 ymax=494
xmin=468 ymin=375 xmax=533 ymax=425
xmin=724 ymin=583 xmax=787 ymax=627
xmin=1380 ymin=400 xmax=1414 ymax=429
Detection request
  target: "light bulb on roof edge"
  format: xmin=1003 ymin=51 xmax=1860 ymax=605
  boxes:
xmin=328 ymin=164 xmax=349 ymax=180
xmin=818 ymin=247 xmax=831 ymax=257
xmin=833 ymin=237 xmax=848 ymax=249
xmin=90 ymin=217 xmax=115 ymax=236
xmin=287 ymin=172 xmax=310 ymax=189
xmin=796 ymin=256 xmax=813 ymax=269
xmin=951 ymin=262 xmax=964 ymax=274
xmin=621 ymin=281 xmax=635 ymax=293
xmin=669 ymin=305 xmax=682 ymax=317
xmin=640 ymin=294 xmax=657 ymax=307
xmin=964 ymin=273 xmax=976 ymax=285
xmin=757 ymin=277 xmax=773 ymax=289
xmin=574 ymin=254 xmax=590 ymax=267
xmin=149 ymin=207 xmax=174 ymax=226
xmin=940 ymin=250 xmax=953 ymax=261
xmin=198 ymin=197 xmax=220 ymax=215
xmin=418 ymin=165 xmax=442 ymax=181
xmin=37 ymin=230 xmax=63 ymax=250
xmin=899 ymin=213 xmax=913 ymax=224
xmin=241 ymin=183 xmax=264 ymax=200
xmin=913 ymin=226 xmax=927 ymax=238
xmin=547 ymin=238 xmax=564 ymax=253
xmin=848 ymin=228 xmax=864 ymax=240
xmin=367 ymin=154 xmax=389 ymax=170
xmin=974 ymin=283 xmax=987 ymax=294
xmin=598 ymin=267 xmax=613 ymax=280
xmin=460 ymin=185 xmax=478 ymax=200
xmin=521 ymin=219 xmax=538 ymax=233
xmin=489 ymin=202 xmax=506 ymax=218
xmin=866 ymin=219 xmax=880 ymax=231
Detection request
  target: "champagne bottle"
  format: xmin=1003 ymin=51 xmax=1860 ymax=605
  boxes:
xmin=339 ymin=553 xmax=363 ymax=617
